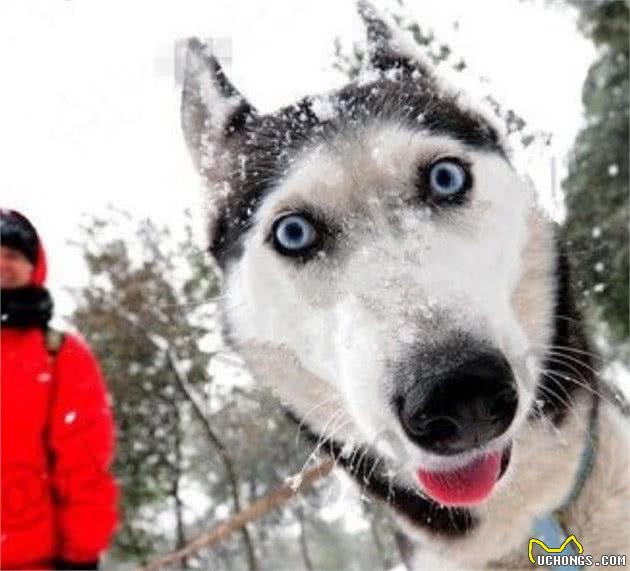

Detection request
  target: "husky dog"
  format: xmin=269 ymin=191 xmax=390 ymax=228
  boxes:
xmin=180 ymin=4 xmax=630 ymax=569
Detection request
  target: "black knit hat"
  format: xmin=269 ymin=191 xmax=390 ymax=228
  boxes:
xmin=0 ymin=209 xmax=39 ymax=265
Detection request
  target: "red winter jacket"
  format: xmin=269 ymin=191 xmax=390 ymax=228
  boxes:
xmin=1 ymin=235 xmax=119 ymax=569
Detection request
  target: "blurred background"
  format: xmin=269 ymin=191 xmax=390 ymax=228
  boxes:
xmin=1 ymin=1 xmax=628 ymax=569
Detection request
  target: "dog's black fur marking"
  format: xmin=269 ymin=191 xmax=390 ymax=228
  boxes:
xmin=211 ymin=78 xmax=505 ymax=267
xmin=533 ymin=238 xmax=600 ymax=425
xmin=285 ymin=409 xmax=478 ymax=538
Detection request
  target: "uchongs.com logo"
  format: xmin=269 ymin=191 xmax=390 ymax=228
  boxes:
xmin=528 ymin=534 xmax=627 ymax=567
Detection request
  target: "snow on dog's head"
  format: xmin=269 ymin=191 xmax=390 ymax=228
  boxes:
xmin=181 ymin=3 xmax=556 ymax=505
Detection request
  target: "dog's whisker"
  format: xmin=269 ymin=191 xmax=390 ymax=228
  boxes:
xmin=539 ymin=369 xmax=578 ymax=407
xmin=540 ymin=342 xmax=603 ymax=361
xmin=544 ymin=350 xmax=602 ymax=380
xmin=538 ymin=371 xmax=583 ymax=425
xmin=545 ymin=368 xmax=614 ymax=409
xmin=541 ymin=356 xmax=606 ymax=403
xmin=293 ymin=396 xmax=344 ymax=447
xmin=300 ymin=408 xmax=346 ymax=471
xmin=323 ymin=414 xmax=351 ymax=451
xmin=365 ymin=455 xmax=383 ymax=484
xmin=355 ymin=444 xmax=373 ymax=478
xmin=549 ymin=313 xmax=587 ymax=327
xmin=542 ymin=354 xmax=598 ymax=387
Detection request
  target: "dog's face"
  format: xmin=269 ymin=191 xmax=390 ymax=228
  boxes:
xmin=181 ymin=8 xmax=556 ymax=507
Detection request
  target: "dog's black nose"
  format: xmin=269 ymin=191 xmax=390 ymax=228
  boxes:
xmin=398 ymin=351 xmax=518 ymax=455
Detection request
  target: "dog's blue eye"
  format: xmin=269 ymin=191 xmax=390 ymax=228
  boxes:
xmin=429 ymin=160 xmax=468 ymax=198
xmin=273 ymin=214 xmax=317 ymax=254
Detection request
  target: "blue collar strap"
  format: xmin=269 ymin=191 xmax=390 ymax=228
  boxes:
xmin=530 ymin=401 xmax=598 ymax=571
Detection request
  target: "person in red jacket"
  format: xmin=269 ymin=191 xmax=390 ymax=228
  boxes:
xmin=1 ymin=209 xmax=119 ymax=570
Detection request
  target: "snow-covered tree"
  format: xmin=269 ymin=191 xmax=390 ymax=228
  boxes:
xmin=561 ymin=0 xmax=629 ymax=346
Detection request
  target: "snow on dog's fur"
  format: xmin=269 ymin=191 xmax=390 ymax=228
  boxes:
xmin=180 ymin=4 xmax=630 ymax=569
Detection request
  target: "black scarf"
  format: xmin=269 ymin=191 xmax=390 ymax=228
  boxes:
xmin=1 ymin=286 xmax=53 ymax=329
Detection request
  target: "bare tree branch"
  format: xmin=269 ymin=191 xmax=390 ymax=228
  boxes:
xmin=106 ymin=305 xmax=261 ymax=569
xmin=135 ymin=458 xmax=335 ymax=571
xmin=166 ymin=348 xmax=259 ymax=571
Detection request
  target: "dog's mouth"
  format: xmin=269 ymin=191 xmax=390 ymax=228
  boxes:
xmin=415 ymin=444 xmax=512 ymax=507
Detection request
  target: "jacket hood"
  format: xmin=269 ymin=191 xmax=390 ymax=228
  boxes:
xmin=0 ymin=209 xmax=47 ymax=286
xmin=31 ymin=239 xmax=47 ymax=286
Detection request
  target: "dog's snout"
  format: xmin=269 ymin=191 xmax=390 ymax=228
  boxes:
xmin=398 ymin=351 xmax=518 ymax=455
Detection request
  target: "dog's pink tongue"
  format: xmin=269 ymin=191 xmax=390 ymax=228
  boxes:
xmin=416 ymin=451 xmax=501 ymax=506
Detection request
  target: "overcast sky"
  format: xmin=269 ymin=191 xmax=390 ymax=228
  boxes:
xmin=0 ymin=0 xmax=596 ymax=319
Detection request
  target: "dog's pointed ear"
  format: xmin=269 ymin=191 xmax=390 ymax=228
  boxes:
xmin=357 ymin=1 xmax=435 ymax=82
xmin=181 ymin=38 xmax=255 ymax=180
